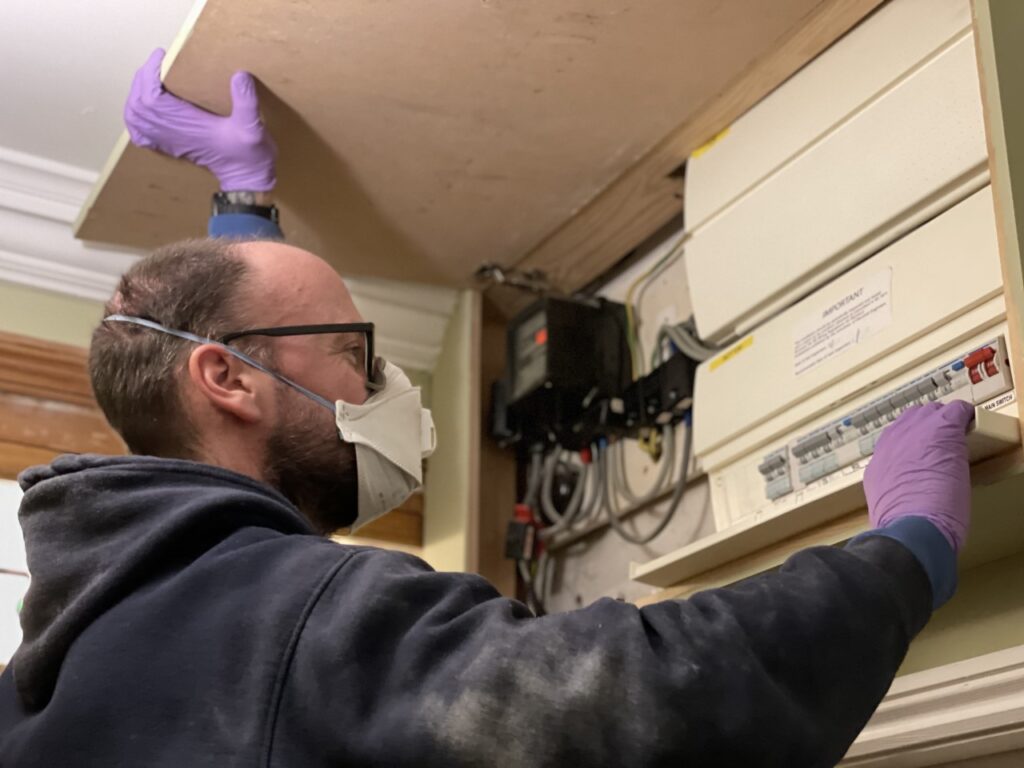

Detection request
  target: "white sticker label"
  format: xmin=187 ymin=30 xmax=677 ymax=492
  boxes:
xmin=983 ymin=390 xmax=1016 ymax=411
xmin=793 ymin=269 xmax=893 ymax=377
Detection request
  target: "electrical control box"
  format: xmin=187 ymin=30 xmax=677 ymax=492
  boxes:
xmin=630 ymin=184 xmax=1022 ymax=588
xmin=758 ymin=337 xmax=1012 ymax=502
xmin=683 ymin=0 xmax=987 ymax=344
xmin=505 ymin=296 xmax=631 ymax=445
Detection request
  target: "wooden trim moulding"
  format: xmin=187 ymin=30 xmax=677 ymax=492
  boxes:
xmin=973 ymin=0 xmax=1024 ymax=443
xmin=841 ymin=644 xmax=1024 ymax=765
xmin=0 ymin=331 xmax=96 ymax=408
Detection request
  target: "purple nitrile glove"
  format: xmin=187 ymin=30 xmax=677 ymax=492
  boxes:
xmin=864 ymin=400 xmax=975 ymax=553
xmin=124 ymin=48 xmax=277 ymax=192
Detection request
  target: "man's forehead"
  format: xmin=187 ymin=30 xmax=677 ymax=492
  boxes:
xmin=236 ymin=241 xmax=363 ymax=325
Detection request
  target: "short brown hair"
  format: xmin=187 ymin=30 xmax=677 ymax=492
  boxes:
xmin=89 ymin=238 xmax=257 ymax=458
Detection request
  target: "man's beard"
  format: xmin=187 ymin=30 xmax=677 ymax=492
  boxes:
xmin=264 ymin=389 xmax=358 ymax=535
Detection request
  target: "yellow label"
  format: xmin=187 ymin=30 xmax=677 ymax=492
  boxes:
xmin=709 ymin=335 xmax=753 ymax=372
xmin=691 ymin=126 xmax=731 ymax=159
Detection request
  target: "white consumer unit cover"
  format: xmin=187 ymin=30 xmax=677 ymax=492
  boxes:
xmin=683 ymin=0 xmax=987 ymax=344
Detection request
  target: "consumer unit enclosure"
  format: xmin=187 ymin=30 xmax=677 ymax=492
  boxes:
xmin=632 ymin=186 xmax=1021 ymax=587
xmin=684 ymin=0 xmax=987 ymax=344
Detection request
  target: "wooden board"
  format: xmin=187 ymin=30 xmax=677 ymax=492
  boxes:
xmin=76 ymin=0 xmax=880 ymax=294
xmin=356 ymin=491 xmax=424 ymax=549
xmin=974 ymin=0 xmax=1024 ymax=441
xmin=469 ymin=297 xmax=517 ymax=596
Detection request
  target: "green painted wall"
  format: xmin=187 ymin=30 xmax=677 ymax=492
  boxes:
xmin=421 ymin=289 xmax=479 ymax=572
xmin=0 ymin=281 xmax=104 ymax=349
xmin=902 ymin=551 xmax=1024 ymax=675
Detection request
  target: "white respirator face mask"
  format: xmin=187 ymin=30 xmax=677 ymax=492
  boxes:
xmin=334 ymin=360 xmax=436 ymax=530
xmin=102 ymin=316 xmax=436 ymax=531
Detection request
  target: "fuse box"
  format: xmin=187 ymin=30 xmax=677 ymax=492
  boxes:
xmin=684 ymin=0 xmax=987 ymax=344
xmin=758 ymin=337 xmax=1013 ymax=503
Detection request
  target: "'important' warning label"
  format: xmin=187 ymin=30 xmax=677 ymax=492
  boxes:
xmin=793 ymin=269 xmax=892 ymax=377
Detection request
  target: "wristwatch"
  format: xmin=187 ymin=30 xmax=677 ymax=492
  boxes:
xmin=211 ymin=191 xmax=279 ymax=223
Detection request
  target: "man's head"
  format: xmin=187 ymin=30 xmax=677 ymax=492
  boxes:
xmin=89 ymin=238 xmax=371 ymax=533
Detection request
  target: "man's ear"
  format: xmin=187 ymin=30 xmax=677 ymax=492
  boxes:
xmin=186 ymin=344 xmax=268 ymax=424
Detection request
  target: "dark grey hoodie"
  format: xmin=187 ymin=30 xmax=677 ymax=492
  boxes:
xmin=0 ymin=453 xmax=946 ymax=766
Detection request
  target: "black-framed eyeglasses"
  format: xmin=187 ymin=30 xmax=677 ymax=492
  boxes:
xmin=218 ymin=323 xmax=384 ymax=389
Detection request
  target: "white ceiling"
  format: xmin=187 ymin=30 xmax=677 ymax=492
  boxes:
xmin=0 ymin=0 xmax=199 ymax=171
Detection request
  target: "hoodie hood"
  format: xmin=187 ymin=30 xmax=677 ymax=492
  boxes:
xmin=13 ymin=454 xmax=313 ymax=711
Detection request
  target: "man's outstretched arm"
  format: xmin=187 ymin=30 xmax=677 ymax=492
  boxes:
xmin=123 ymin=48 xmax=283 ymax=240
xmin=271 ymin=403 xmax=970 ymax=767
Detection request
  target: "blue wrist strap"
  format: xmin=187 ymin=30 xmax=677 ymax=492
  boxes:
xmin=208 ymin=213 xmax=284 ymax=239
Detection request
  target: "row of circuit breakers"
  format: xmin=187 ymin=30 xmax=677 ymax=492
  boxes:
xmin=758 ymin=337 xmax=1013 ymax=502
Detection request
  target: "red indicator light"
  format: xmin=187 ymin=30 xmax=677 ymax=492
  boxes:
xmin=534 ymin=328 xmax=548 ymax=346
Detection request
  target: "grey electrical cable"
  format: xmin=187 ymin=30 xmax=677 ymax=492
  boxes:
xmin=541 ymin=454 xmax=589 ymax=537
xmin=634 ymin=232 xmax=690 ymax=344
xmin=603 ymin=419 xmax=694 ymax=545
xmin=523 ymin=445 xmax=545 ymax=524
xmin=612 ymin=425 xmax=676 ymax=506
xmin=663 ymin=322 xmax=721 ymax=361
xmin=567 ymin=457 xmax=601 ymax=528
xmin=517 ymin=445 xmax=548 ymax=614
xmin=517 ymin=559 xmax=545 ymax=615
xmin=535 ymin=550 xmax=552 ymax=609
xmin=665 ymin=324 xmax=706 ymax=360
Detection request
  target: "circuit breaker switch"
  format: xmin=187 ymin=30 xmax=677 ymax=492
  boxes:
xmin=963 ymin=347 xmax=996 ymax=369
xmin=758 ymin=453 xmax=787 ymax=477
xmin=755 ymin=336 xmax=1013 ymax=505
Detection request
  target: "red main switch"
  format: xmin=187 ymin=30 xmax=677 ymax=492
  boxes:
xmin=963 ymin=347 xmax=996 ymax=369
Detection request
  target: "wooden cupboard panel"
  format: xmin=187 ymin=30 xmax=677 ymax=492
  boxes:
xmin=76 ymin=0 xmax=880 ymax=299
xmin=0 ymin=332 xmax=96 ymax=408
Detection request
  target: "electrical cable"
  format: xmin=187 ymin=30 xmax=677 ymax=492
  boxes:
xmin=523 ymin=445 xmax=545 ymax=525
xmin=633 ymin=233 xmax=690 ymax=344
xmin=602 ymin=414 xmax=693 ymax=545
xmin=624 ymin=230 xmax=690 ymax=377
xmin=541 ymin=451 xmax=589 ymax=535
xmin=539 ymin=449 xmax=563 ymax=526
xmin=612 ymin=425 xmax=676 ymax=506
xmin=516 ymin=444 xmax=548 ymax=615
xmin=571 ymin=456 xmax=603 ymax=527
xmin=663 ymin=322 xmax=720 ymax=362
xmin=517 ymin=559 xmax=546 ymax=616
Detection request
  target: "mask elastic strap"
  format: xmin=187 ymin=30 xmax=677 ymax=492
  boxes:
xmin=103 ymin=315 xmax=337 ymax=413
